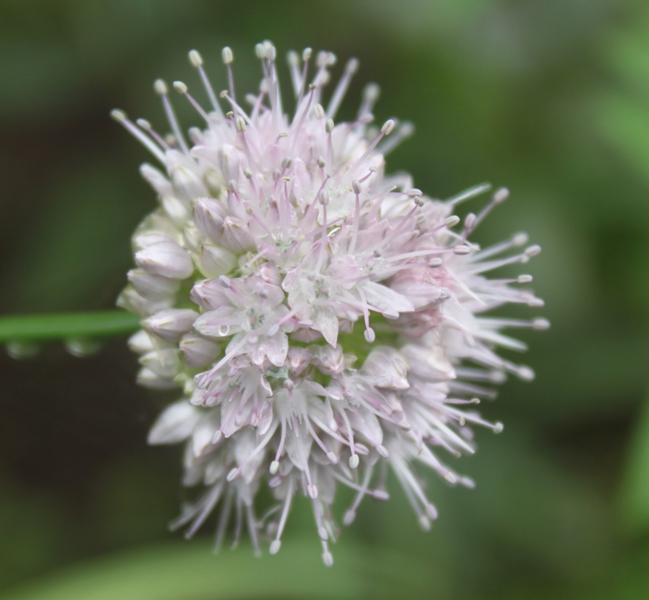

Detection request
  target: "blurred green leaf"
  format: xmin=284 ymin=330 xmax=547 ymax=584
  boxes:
xmin=620 ymin=388 xmax=649 ymax=532
xmin=0 ymin=311 xmax=138 ymax=343
xmin=0 ymin=539 xmax=431 ymax=600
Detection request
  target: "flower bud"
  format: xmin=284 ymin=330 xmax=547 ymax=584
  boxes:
xmin=180 ymin=332 xmax=221 ymax=367
xmin=161 ymin=195 xmax=190 ymax=227
xmin=137 ymin=367 xmax=177 ymax=390
xmin=194 ymin=243 xmax=237 ymax=278
xmin=140 ymin=163 xmax=173 ymax=196
xmin=127 ymin=330 xmax=154 ymax=355
xmin=140 ymin=347 xmax=181 ymax=379
xmin=190 ymin=279 xmax=230 ymax=310
xmin=144 ymin=308 xmax=199 ymax=343
xmin=128 ymin=269 xmax=180 ymax=300
xmin=135 ymin=238 xmax=194 ymax=280
xmin=170 ymin=164 xmax=208 ymax=202
xmin=193 ymin=197 xmax=228 ymax=243
xmin=117 ymin=286 xmax=173 ymax=316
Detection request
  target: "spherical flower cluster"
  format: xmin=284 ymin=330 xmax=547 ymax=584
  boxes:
xmin=114 ymin=41 xmax=546 ymax=566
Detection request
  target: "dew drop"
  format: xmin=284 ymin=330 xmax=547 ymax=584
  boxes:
xmin=6 ymin=341 xmax=40 ymax=360
xmin=65 ymin=337 xmax=101 ymax=358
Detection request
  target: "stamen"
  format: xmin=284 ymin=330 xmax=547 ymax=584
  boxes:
xmin=358 ymin=83 xmax=380 ymax=120
xmin=287 ymin=50 xmax=301 ymax=98
xmin=327 ymin=57 xmax=359 ymax=119
xmin=154 ymin=79 xmax=190 ymax=154
xmin=270 ymin=478 xmax=294 ymax=554
xmin=135 ymin=119 xmax=170 ymax=150
xmin=173 ymin=81 xmax=212 ymax=124
xmin=446 ymin=182 xmax=492 ymax=206
xmin=111 ymin=109 xmax=166 ymax=163
xmin=377 ymin=121 xmax=415 ymax=155
xmin=188 ymin=49 xmax=224 ymax=118
xmin=222 ymin=46 xmax=236 ymax=101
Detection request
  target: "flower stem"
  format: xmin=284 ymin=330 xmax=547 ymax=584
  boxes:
xmin=0 ymin=311 xmax=140 ymax=343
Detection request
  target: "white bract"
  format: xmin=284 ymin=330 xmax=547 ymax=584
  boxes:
xmin=115 ymin=41 xmax=545 ymax=565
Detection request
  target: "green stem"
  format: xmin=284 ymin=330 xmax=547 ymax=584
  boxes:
xmin=0 ymin=311 xmax=140 ymax=343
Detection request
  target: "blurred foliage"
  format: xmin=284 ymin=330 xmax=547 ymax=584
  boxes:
xmin=1 ymin=0 xmax=649 ymax=598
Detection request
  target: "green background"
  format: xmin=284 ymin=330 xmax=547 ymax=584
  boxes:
xmin=1 ymin=0 xmax=649 ymax=598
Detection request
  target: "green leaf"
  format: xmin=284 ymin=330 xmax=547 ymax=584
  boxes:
xmin=0 ymin=311 xmax=139 ymax=343
xmin=0 ymin=539 xmax=431 ymax=600
xmin=620 ymin=388 xmax=649 ymax=533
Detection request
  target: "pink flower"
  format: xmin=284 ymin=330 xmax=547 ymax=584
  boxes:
xmin=115 ymin=41 xmax=545 ymax=565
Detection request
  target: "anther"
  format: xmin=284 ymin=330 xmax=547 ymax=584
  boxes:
xmin=154 ymin=79 xmax=168 ymax=95
xmin=425 ymin=504 xmax=438 ymax=520
xmin=464 ymin=213 xmax=477 ymax=230
xmin=512 ymin=233 xmax=529 ymax=246
xmin=322 ymin=551 xmax=334 ymax=567
xmin=319 ymin=190 xmax=329 ymax=205
xmin=302 ymin=48 xmax=312 ymax=61
xmin=326 ymin=451 xmax=338 ymax=464
xmin=533 ymin=318 xmax=550 ymax=330
xmin=244 ymin=168 xmax=253 ymax=179
xmin=222 ymin=46 xmax=234 ymax=65
xmin=364 ymin=83 xmax=380 ymax=102
xmin=407 ymin=188 xmax=423 ymax=197
xmin=525 ymin=244 xmax=541 ymax=257
xmin=429 ymin=257 xmax=443 ymax=267
xmin=445 ymin=215 xmax=460 ymax=228
xmin=173 ymin=81 xmax=188 ymax=94
xmin=188 ymin=49 xmax=203 ymax=67
xmin=314 ymin=103 xmax=325 ymax=119
xmin=517 ymin=274 xmax=533 ymax=283
xmin=325 ymin=118 xmax=334 ymax=134
xmin=494 ymin=187 xmax=510 ymax=203
xmin=235 ymin=116 xmax=247 ymax=132
xmin=110 ymin=109 xmax=126 ymax=121
xmin=226 ymin=468 xmax=239 ymax=482
xmin=453 ymin=245 xmax=472 ymax=255
xmin=493 ymin=422 xmax=504 ymax=434
xmin=444 ymin=471 xmax=458 ymax=484
xmin=307 ymin=484 xmax=318 ymax=499
xmin=349 ymin=454 xmax=359 ymax=469
xmin=381 ymin=119 xmax=396 ymax=135
xmin=364 ymin=328 xmax=376 ymax=343
xmin=287 ymin=50 xmax=299 ymax=66
xmin=376 ymin=445 xmax=389 ymax=458
xmin=317 ymin=156 xmax=326 ymax=169
xmin=269 ymin=460 xmax=279 ymax=474
xmin=281 ymin=157 xmax=293 ymax=169
xmin=269 ymin=540 xmax=281 ymax=554
xmin=516 ymin=366 xmax=535 ymax=381
xmin=219 ymin=275 xmax=231 ymax=287
xmin=352 ymin=179 xmax=361 ymax=195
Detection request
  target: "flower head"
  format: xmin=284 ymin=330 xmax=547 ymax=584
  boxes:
xmin=115 ymin=41 xmax=546 ymax=565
